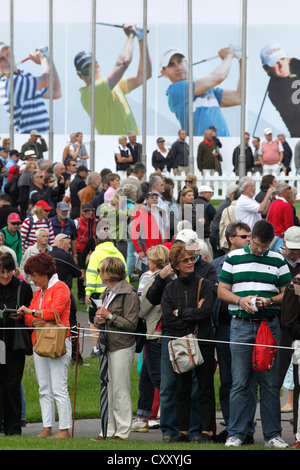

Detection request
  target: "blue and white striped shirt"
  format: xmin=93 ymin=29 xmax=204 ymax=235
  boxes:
xmin=0 ymin=70 xmax=49 ymax=133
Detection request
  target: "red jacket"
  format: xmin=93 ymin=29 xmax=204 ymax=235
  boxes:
xmin=131 ymin=205 xmax=166 ymax=254
xmin=267 ymin=198 xmax=294 ymax=238
xmin=24 ymin=275 xmax=71 ymax=345
xmin=76 ymin=213 xmax=97 ymax=253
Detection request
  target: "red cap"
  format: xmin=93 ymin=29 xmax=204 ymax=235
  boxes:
xmin=35 ymin=200 xmax=52 ymax=211
xmin=8 ymin=212 xmax=21 ymax=223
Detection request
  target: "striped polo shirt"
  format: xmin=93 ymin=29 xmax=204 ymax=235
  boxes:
xmin=21 ymin=215 xmax=55 ymax=253
xmin=0 ymin=70 xmax=49 ymax=133
xmin=219 ymin=244 xmax=292 ymax=319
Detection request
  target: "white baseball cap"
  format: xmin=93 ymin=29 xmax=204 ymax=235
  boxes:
xmin=198 ymin=185 xmax=214 ymax=193
xmin=284 ymin=226 xmax=300 ymax=249
xmin=260 ymin=43 xmax=288 ymax=67
xmin=160 ymin=48 xmax=185 ymax=69
xmin=264 ymin=128 xmax=272 ymax=135
xmin=175 ymin=229 xmax=201 ymax=250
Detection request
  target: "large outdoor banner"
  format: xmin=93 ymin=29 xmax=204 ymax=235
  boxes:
xmin=1 ymin=0 xmax=300 ymax=174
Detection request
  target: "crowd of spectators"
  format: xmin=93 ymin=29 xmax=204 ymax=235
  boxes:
xmin=1 ymin=128 xmax=300 ymax=448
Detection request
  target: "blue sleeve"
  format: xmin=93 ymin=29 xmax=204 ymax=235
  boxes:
xmin=167 ymin=80 xmax=191 ymax=114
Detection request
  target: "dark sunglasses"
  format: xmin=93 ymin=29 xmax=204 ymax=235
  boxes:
xmin=9 ymin=222 xmax=21 ymax=226
xmin=180 ymin=255 xmax=196 ymax=264
xmin=233 ymin=234 xmax=250 ymax=239
xmin=185 ymin=180 xmax=194 ymax=183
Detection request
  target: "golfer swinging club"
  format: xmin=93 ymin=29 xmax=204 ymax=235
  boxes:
xmin=160 ymin=44 xmax=242 ymax=136
xmin=74 ymin=23 xmax=152 ymax=136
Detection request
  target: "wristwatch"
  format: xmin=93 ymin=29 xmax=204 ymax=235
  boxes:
xmin=269 ymin=297 xmax=275 ymax=306
xmin=32 ymin=309 xmax=36 ymax=316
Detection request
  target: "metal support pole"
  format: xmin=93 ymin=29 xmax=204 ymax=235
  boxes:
xmin=238 ymin=0 xmax=247 ymax=177
xmin=187 ymin=0 xmax=194 ymax=172
xmin=49 ymin=0 xmax=53 ymax=161
xmin=9 ymin=0 xmax=14 ymax=148
xmin=141 ymin=0 xmax=147 ymax=170
xmin=90 ymin=0 xmax=96 ymax=172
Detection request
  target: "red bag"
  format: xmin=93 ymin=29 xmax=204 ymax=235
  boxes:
xmin=252 ymin=321 xmax=278 ymax=371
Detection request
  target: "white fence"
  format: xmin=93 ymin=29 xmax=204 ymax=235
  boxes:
xmin=166 ymin=171 xmax=300 ymax=200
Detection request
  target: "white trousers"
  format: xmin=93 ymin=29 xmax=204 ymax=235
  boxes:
xmin=101 ymin=346 xmax=135 ymax=439
xmin=33 ymin=339 xmax=72 ymax=430
xmin=263 ymin=164 xmax=280 ymax=175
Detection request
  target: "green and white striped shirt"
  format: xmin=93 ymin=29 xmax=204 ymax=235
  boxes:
xmin=219 ymin=244 xmax=292 ymax=318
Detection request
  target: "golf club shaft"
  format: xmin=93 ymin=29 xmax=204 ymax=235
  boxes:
xmin=97 ymin=22 xmax=149 ymax=33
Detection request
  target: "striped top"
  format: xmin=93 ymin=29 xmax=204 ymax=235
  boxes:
xmin=21 ymin=215 xmax=55 ymax=253
xmin=0 ymin=70 xmax=49 ymax=133
xmin=219 ymin=244 xmax=292 ymax=319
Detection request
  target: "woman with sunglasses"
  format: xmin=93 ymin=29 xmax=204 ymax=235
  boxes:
xmin=161 ymin=242 xmax=215 ymax=443
xmin=1 ymin=212 xmax=22 ymax=266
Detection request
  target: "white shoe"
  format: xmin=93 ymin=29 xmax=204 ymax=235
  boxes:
xmin=265 ymin=436 xmax=289 ymax=448
xmin=132 ymin=418 xmax=149 ymax=433
xmin=225 ymin=436 xmax=242 ymax=447
xmin=148 ymin=419 xmax=160 ymax=429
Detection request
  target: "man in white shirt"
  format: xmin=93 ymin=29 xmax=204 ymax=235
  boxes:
xmin=235 ymin=176 xmax=275 ymax=229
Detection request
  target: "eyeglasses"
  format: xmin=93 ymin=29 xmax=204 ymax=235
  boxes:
xmin=9 ymin=222 xmax=21 ymax=226
xmin=251 ymin=239 xmax=270 ymax=252
xmin=179 ymin=255 xmax=196 ymax=264
xmin=185 ymin=180 xmax=194 ymax=184
xmin=283 ymin=186 xmax=292 ymax=191
xmin=36 ymin=175 xmax=44 ymax=178
xmin=233 ymin=234 xmax=251 ymax=239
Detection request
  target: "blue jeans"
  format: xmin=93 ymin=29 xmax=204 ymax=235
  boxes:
xmin=228 ymin=317 xmax=282 ymax=442
xmin=126 ymin=239 xmax=136 ymax=277
xmin=160 ymin=332 xmax=201 ymax=438
xmin=137 ymin=340 xmax=161 ymax=417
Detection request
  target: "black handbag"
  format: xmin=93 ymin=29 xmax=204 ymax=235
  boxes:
xmin=13 ymin=281 xmax=33 ymax=355
xmin=135 ymin=317 xmax=147 ymax=353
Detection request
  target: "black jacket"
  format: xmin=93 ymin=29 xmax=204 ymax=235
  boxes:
xmin=161 ymin=272 xmax=214 ymax=340
xmin=146 ymin=256 xmax=218 ymax=306
xmin=49 ymin=246 xmax=81 ymax=290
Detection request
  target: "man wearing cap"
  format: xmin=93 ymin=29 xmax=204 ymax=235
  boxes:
xmin=260 ymin=43 xmax=300 ymax=138
xmin=20 ymin=200 xmax=55 ymax=252
xmin=69 ymin=166 xmax=89 ymax=219
xmin=50 ymin=202 xmax=78 ymax=260
xmin=21 ymin=130 xmax=48 ymax=159
xmin=160 ymin=45 xmax=241 ymax=137
xmin=74 ymin=24 xmax=151 ymax=135
xmin=0 ymin=43 xmax=61 ymax=134
xmin=197 ymin=128 xmax=223 ymax=176
xmin=0 ymin=212 xmax=22 ymax=265
xmin=258 ymin=128 xmax=283 ymax=175
xmin=131 ymin=191 xmax=167 ymax=270
xmin=151 ymin=137 xmax=172 ymax=173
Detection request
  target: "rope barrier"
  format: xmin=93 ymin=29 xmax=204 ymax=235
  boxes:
xmin=0 ymin=324 xmax=296 ymax=351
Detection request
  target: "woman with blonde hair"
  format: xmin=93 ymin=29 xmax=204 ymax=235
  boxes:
xmin=93 ymin=256 xmax=139 ymax=440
